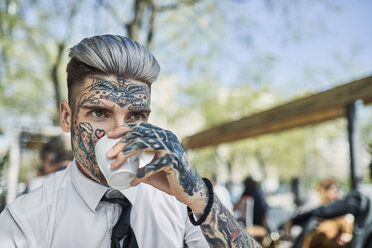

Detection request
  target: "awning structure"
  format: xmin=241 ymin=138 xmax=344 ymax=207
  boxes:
xmin=181 ymin=75 xmax=372 ymax=190
xmin=182 ymin=75 xmax=372 ymax=150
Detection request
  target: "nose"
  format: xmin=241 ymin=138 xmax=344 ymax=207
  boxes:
xmin=105 ymin=105 xmax=131 ymax=132
xmin=113 ymin=115 xmax=126 ymax=129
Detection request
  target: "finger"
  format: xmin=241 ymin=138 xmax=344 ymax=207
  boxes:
xmin=106 ymin=137 xmax=134 ymax=159
xmin=111 ymin=147 xmax=155 ymax=170
xmin=130 ymin=170 xmax=172 ymax=195
xmin=122 ymin=137 xmax=166 ymax=156
xmin=140 ymin=124 xmax=177 ymax=142
xmin=126 ymin=122 xmax=177 ymax=143
xmin=130 ymin=162 xmax=169 ymax=186
xmin=137 ymin=122 xmax=163 ymax=131
xmin=136 ymin=154 xmax=174 ymax=179
xmin=123 ymin=123 xmax=167 ymax=141
xmin=107 ymin=124 xmax=159 ymax=159
xmin=110 ymin=137 xmax=153 ymax=169
xmin=122 ymin=128 xmax=157 ymax=143
xmin=106 ymin=123 xmax=139 ymax=138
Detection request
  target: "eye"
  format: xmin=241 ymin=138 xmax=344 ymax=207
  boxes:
xmin=127 ymin=113 xmax=146 ymax=123
xmin=91 ymin=109 xmax=107 ymax=119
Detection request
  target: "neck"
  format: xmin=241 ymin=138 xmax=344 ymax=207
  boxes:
xmin=75 ymin=161 xmax=109 ymax=186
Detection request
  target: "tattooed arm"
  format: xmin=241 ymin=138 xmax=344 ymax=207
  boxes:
xmin=107 ymin=122 xmax=261 ymax=248
xmin=200 ymin=196 xmax=261 ymax=247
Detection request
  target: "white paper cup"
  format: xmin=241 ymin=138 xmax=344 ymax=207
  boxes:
xmin=95 ymin=136 xmax=141 ymax=189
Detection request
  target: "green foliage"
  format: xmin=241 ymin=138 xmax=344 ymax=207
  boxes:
xmin=0 ymin=0 xmax=82 ymax=126
xmin=229 ymin=128 xmax=307 ymax=179
xmin=0 ymin=0 xmax=363 ymax=187
xmin=181 ymin=78 xmax=276 ymax=129
xmin=188 ymin=146 xmax=218 ymax=176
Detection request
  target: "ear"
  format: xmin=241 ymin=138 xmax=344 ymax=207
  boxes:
xmin=60 ymin=100 xmax=72 ymax=133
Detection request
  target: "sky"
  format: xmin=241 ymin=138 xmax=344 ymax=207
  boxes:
xmin=256 ymin=0 xmax=372 ymax=92
xmin=216 ymin=0 xmax=372 ymax=96
xmin=274 ymin=1 xmax=371 ymax=89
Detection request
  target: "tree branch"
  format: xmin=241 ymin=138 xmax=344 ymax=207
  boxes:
xmin=155 ymin=0 xmax=199 ymax=12
xmin=50 ymin=42 xmax=65 ymax=124
xmin=126 ymin=0 xmax=148 ymax=42
xmin=145 ymin=0 xmax=155 ymax=49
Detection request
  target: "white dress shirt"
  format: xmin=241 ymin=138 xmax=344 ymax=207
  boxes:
xmin=0 ymin=160 xmax=209 ymax=248
xmin=214 ymin=185 xmax=233 ymax=212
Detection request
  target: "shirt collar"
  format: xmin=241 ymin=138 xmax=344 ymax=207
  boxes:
xmin=70 ymin=160 xmax=139 ymax=211
xmin=70 ymin=160 xmax=107 ymax=212
xmin=119 ymin=183 xmax=138 ymax=205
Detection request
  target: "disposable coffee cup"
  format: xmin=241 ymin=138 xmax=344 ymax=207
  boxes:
xmin=95 ymin=136 xmax=148 ymax=189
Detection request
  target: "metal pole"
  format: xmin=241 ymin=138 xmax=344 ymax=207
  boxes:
xmin=226 ymin=159 xmax=232 ymax=192
xmin=5 ymin=125 xmax=63 ymax=204
xmin=346 ymin=101 xmax=362 ymax=190
xmin=6 ymin=128 xmax=21 ymax=204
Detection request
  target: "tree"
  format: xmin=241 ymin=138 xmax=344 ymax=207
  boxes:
xmin=0 ymin=0 xmax=355 ymax=188
xmin=0 ymin=0 xmax=82 ymax=124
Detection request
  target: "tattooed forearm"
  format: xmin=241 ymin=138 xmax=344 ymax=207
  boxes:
xmin=201 ymin=197 xmax=262 ymax=248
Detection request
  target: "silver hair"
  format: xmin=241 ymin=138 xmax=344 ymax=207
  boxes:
xmin=69 ymin=34 xmax=160 ymax=84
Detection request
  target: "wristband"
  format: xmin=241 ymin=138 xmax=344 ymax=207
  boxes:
xmin=187 ymin=177 xmax=214 ymax=226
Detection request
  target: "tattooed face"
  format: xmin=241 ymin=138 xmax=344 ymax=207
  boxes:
xmin=82 ymin=131 xmax=91 ymax=144
xmin=70 ymin=75 xmax=151 ymax=184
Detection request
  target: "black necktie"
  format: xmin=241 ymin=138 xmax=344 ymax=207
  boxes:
xmin=101 ymin=195 xmax=139 ymax=248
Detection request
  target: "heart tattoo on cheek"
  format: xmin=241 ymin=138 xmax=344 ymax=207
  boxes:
xmin=95 ymin=129 xmax=105 ymax=139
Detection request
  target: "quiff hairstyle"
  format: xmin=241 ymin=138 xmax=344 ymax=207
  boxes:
xmin=66 ymin=34 xmax=160 ymax=109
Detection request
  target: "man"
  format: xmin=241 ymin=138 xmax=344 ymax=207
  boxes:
xmin=0 ymin=35 xmax=261 ymax=247
xmin=234 ymin=177 xmax=268 ymax=228
xmin=25 ymin=136 xmax=73 ymax=192
xmin=290 ymin=177 xmax=372 ymax=248
xmin=40 ymin=136 xmax=73 ymax=175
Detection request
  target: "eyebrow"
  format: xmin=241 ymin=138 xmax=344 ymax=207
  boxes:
xmin=80 ymin=105 xmax=115 ymax=112
xmin=81 ymin=104 xmax=151 ymax=114
xmin=129 ymin=108 xmax=152 ymax=115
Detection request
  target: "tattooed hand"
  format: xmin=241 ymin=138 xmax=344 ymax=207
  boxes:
xmin=107 ymin=122 xmax=209 ymax=213
xmin=107 ymin=122 xmax=262 ymax=248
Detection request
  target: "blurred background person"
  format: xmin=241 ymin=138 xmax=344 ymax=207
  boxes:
xmin=40 ymin=136 xmax=72 ymax=174
xmin=25 ymin=136 xmax=73 ymax=192
xmin=302 ymin=215 xmax=354 ymax=248
xmin=287 ymin=162 xmax=372 ymax=248
xmin=288 ymin=178 xmax=354 ymax=248
xmin=295 ymin=178 xmax=340 ymax=216
xmin=234 ymin=176 xmax=268 ymax=228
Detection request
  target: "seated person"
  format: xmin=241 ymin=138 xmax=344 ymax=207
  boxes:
xmin=291 ymin=189 xmax=370 ymax=248
xmin=234 ymin=177 xmax=268 ymax=228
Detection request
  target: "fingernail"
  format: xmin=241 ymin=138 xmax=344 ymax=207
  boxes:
xmin=130 ymin=178 xmax=138 ymax=186
xmin=110 ymin=161 xmax=116 ymax=169
xmin=127 ymin=123 xmax=136 ymax=128
xmin=107 ymin=130 xmax=113 ymax=136
xmin=107 ymin=148 xmax=113 ymax=156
